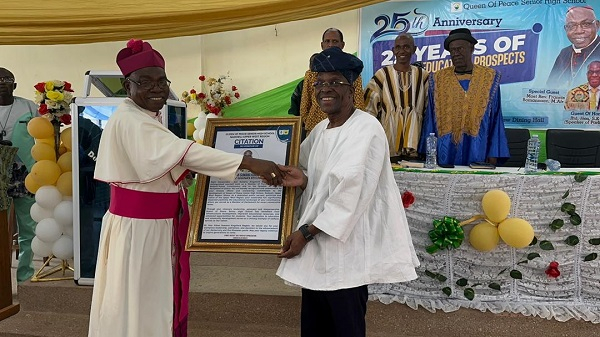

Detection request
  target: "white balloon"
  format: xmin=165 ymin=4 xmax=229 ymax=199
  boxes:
xmin=62 ymin=196 xmax=73 ymax=201
xmin=193 ymin=129 xmax=200 ymax=141
xmin=52 ymin=235 xmax=74 ymax=260
xmin=31 ymin=236 xmax=53 ymax=257
xmin=53 ymin=200 xmax=73 ymax=227
xmin=206 ymin=113 xmax=219 ymax=119
xmin=194 ymin=113 xmax=207 ymax=129
xmin=35 ymin=218 xmax=62 ymax=243
xmin=35 ymin=185 xmax=63 ymax=209
xmin=30 ymin=203 xmax=54 ymax=223
xmin=198 ymin=128 xmax=205 ymax=141
xmin=62 ymin=224 xmax=73 ymax=238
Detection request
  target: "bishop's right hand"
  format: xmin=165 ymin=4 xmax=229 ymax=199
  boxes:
xmin=239 ymin=156 xmax=284 ymax=186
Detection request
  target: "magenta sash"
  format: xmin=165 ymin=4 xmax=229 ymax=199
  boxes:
xmin=109 ymin=185 xmax=190 ymax=337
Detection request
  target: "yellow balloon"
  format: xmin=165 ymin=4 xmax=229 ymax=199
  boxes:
xmin=30 ymin=160 xmax=61 ymax=186
xmin=25 ymin=173 xmax=41 ymax=194
xmin=498 ymin=218 xmax=535 ymax=249
xmin=469 ymin=222 xmax=500 ymax=252
xmin=27 ymin=117 xmax=54 ymax=139
xmin=56 ymin=171 xmax=73 ymax=196
xmin=60 ymin=128 xmax=72 ymax=150
xmin=36 ymin=137 xmax=55 ymax=147
xmin=31 ymin=143 xmax=56 ymax=162
xmin=196 ymin=139 xmax=203 ymax=145
xmin=187 ymin=123 xmax=195 ymax=137
xmin=58 ymin=145 xmax=68 ymax=155
xmin=57 ymin=151 xmax=72 ymax=172
xmin=482 ymin=189 xmax=511 ymax=223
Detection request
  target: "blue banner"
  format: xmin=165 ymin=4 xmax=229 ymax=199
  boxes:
xmin=360 ymin=1 xmax=600 ymax=129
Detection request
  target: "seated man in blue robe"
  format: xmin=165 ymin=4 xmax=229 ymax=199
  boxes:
xmin=419 ymin=28 xmax=509 ymax=166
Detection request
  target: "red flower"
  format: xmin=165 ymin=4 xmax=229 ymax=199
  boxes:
xmin=59 ymin=114 xmax=72 ymax=125
xmin=545 ymin=261 xmax=560 ymax=278
xmin=63 ymin=81 xmax=74 ymax=92
xmin=232 ymin=85 xmax=237 ymax=91
xmin=224 ymin=96 xmax=231 ymax=105
xmin=234 ymin=92 xmax=240 ymax=99
xmin=198 ymin=93 xmax=206 ymax=99
xmin=189 ymin=89 xmax=196 ymax=94
xmin=34 ymin=82 xmax=46 ymax=92
xmin=38 ymin=104 xmax=48 ymax=115
xmin=199 ymin=75 xmax=206 ymax=81
xmin=401 ymin=191 xmax=415 ymax=208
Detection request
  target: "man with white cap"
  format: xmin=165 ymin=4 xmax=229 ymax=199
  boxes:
xmin=419 ymin=28 xmax=509 ymax=167
xmin=88 ymin=39 xmax=284 ymax=337
xmin=276 ymin=47 xmax=419 ymax=337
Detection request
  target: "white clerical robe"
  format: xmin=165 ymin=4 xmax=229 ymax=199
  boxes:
xmin=276 ymin=109 xmax=419 ymax=291
xmin=88 ymin=98 xmax=243 ymax=337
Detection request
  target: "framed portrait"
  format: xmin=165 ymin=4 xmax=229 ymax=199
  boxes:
xmin=187 ymin=117 xmax=302 ymax=254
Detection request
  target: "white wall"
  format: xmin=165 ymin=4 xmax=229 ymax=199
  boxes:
xmin=0 ymin=10 xmax=359 ymax=103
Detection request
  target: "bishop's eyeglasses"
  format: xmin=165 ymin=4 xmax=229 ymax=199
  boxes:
xmin=126 ymin=78 xmax=171 ymax=90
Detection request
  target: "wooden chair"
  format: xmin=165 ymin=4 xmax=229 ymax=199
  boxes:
xmin=546 ymin=129 xmax=600 ymax=168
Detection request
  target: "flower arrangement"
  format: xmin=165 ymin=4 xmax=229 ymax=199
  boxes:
xmin=181 ymin=75 xmax=240 ymax=116
xmin=33 ymin=80 xmax=74 ymax=125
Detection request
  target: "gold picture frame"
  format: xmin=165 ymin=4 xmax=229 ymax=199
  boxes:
xmin=186 ymin=117 xmax=302 ymax=254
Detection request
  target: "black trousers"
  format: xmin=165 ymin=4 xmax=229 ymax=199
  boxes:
xmin=301 ymin=285 xmax=368 ymax=337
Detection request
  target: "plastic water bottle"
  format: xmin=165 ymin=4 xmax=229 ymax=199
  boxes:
xmin=545 ymin=159 xmax=561 ymax=172
xmin=524 ymin=135 xmax=540 ymax=173
xmin=425 ymin=133 xmax=437 ymax=169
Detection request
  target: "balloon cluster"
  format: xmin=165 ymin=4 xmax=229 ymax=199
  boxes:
xmin=25 ymin=117 xmax=74 ymax=260
xmin=191 ymin=112 xmax=220 ymax=145
xmin=469 ymin=190 xmax=535 ymax=251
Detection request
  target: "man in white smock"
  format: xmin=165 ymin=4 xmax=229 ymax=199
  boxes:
xmin=276 ymin=47 xmax=420 ymax=337
xmin=88 ymin=39 xmax=284 ymax=337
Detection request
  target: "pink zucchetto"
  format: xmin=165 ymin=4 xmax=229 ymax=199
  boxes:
xmin=116 ymin=39 xmax=165 ymax=77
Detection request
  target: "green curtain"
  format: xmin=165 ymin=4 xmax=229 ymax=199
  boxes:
xmin=221 ymin=79 xmax=301 ymax=118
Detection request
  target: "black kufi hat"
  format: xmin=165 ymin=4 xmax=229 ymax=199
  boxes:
xmin=311 ymin=47 xmax=364 ymax=83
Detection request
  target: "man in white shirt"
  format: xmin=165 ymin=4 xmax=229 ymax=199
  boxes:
xmin=276 ymin=47 xmax=419 ymax=337
xmin=565 ymin=60 xmax=600 ymax=110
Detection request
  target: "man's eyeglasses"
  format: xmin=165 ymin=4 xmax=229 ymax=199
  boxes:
xmin=313 ymin=81 xmax=351 ymax=89
xmin=126 ymin=78 xmax=171 ymax=90
xmin=0 ymin=77 xmax=15 ymax=84
xmin=565 ymin=21 xmax=596 ymax=32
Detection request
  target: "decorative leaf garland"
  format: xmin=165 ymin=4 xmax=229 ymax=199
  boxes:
xmin=549 ymin=173 xmax=599 ymax=261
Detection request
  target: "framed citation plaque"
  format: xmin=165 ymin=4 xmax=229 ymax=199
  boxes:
xmin=187 ymin=117 xmax=301 ymax=254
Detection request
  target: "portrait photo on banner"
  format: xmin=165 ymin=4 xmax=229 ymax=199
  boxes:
xmin=360 ymin=1 xmax=600 ymax=130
